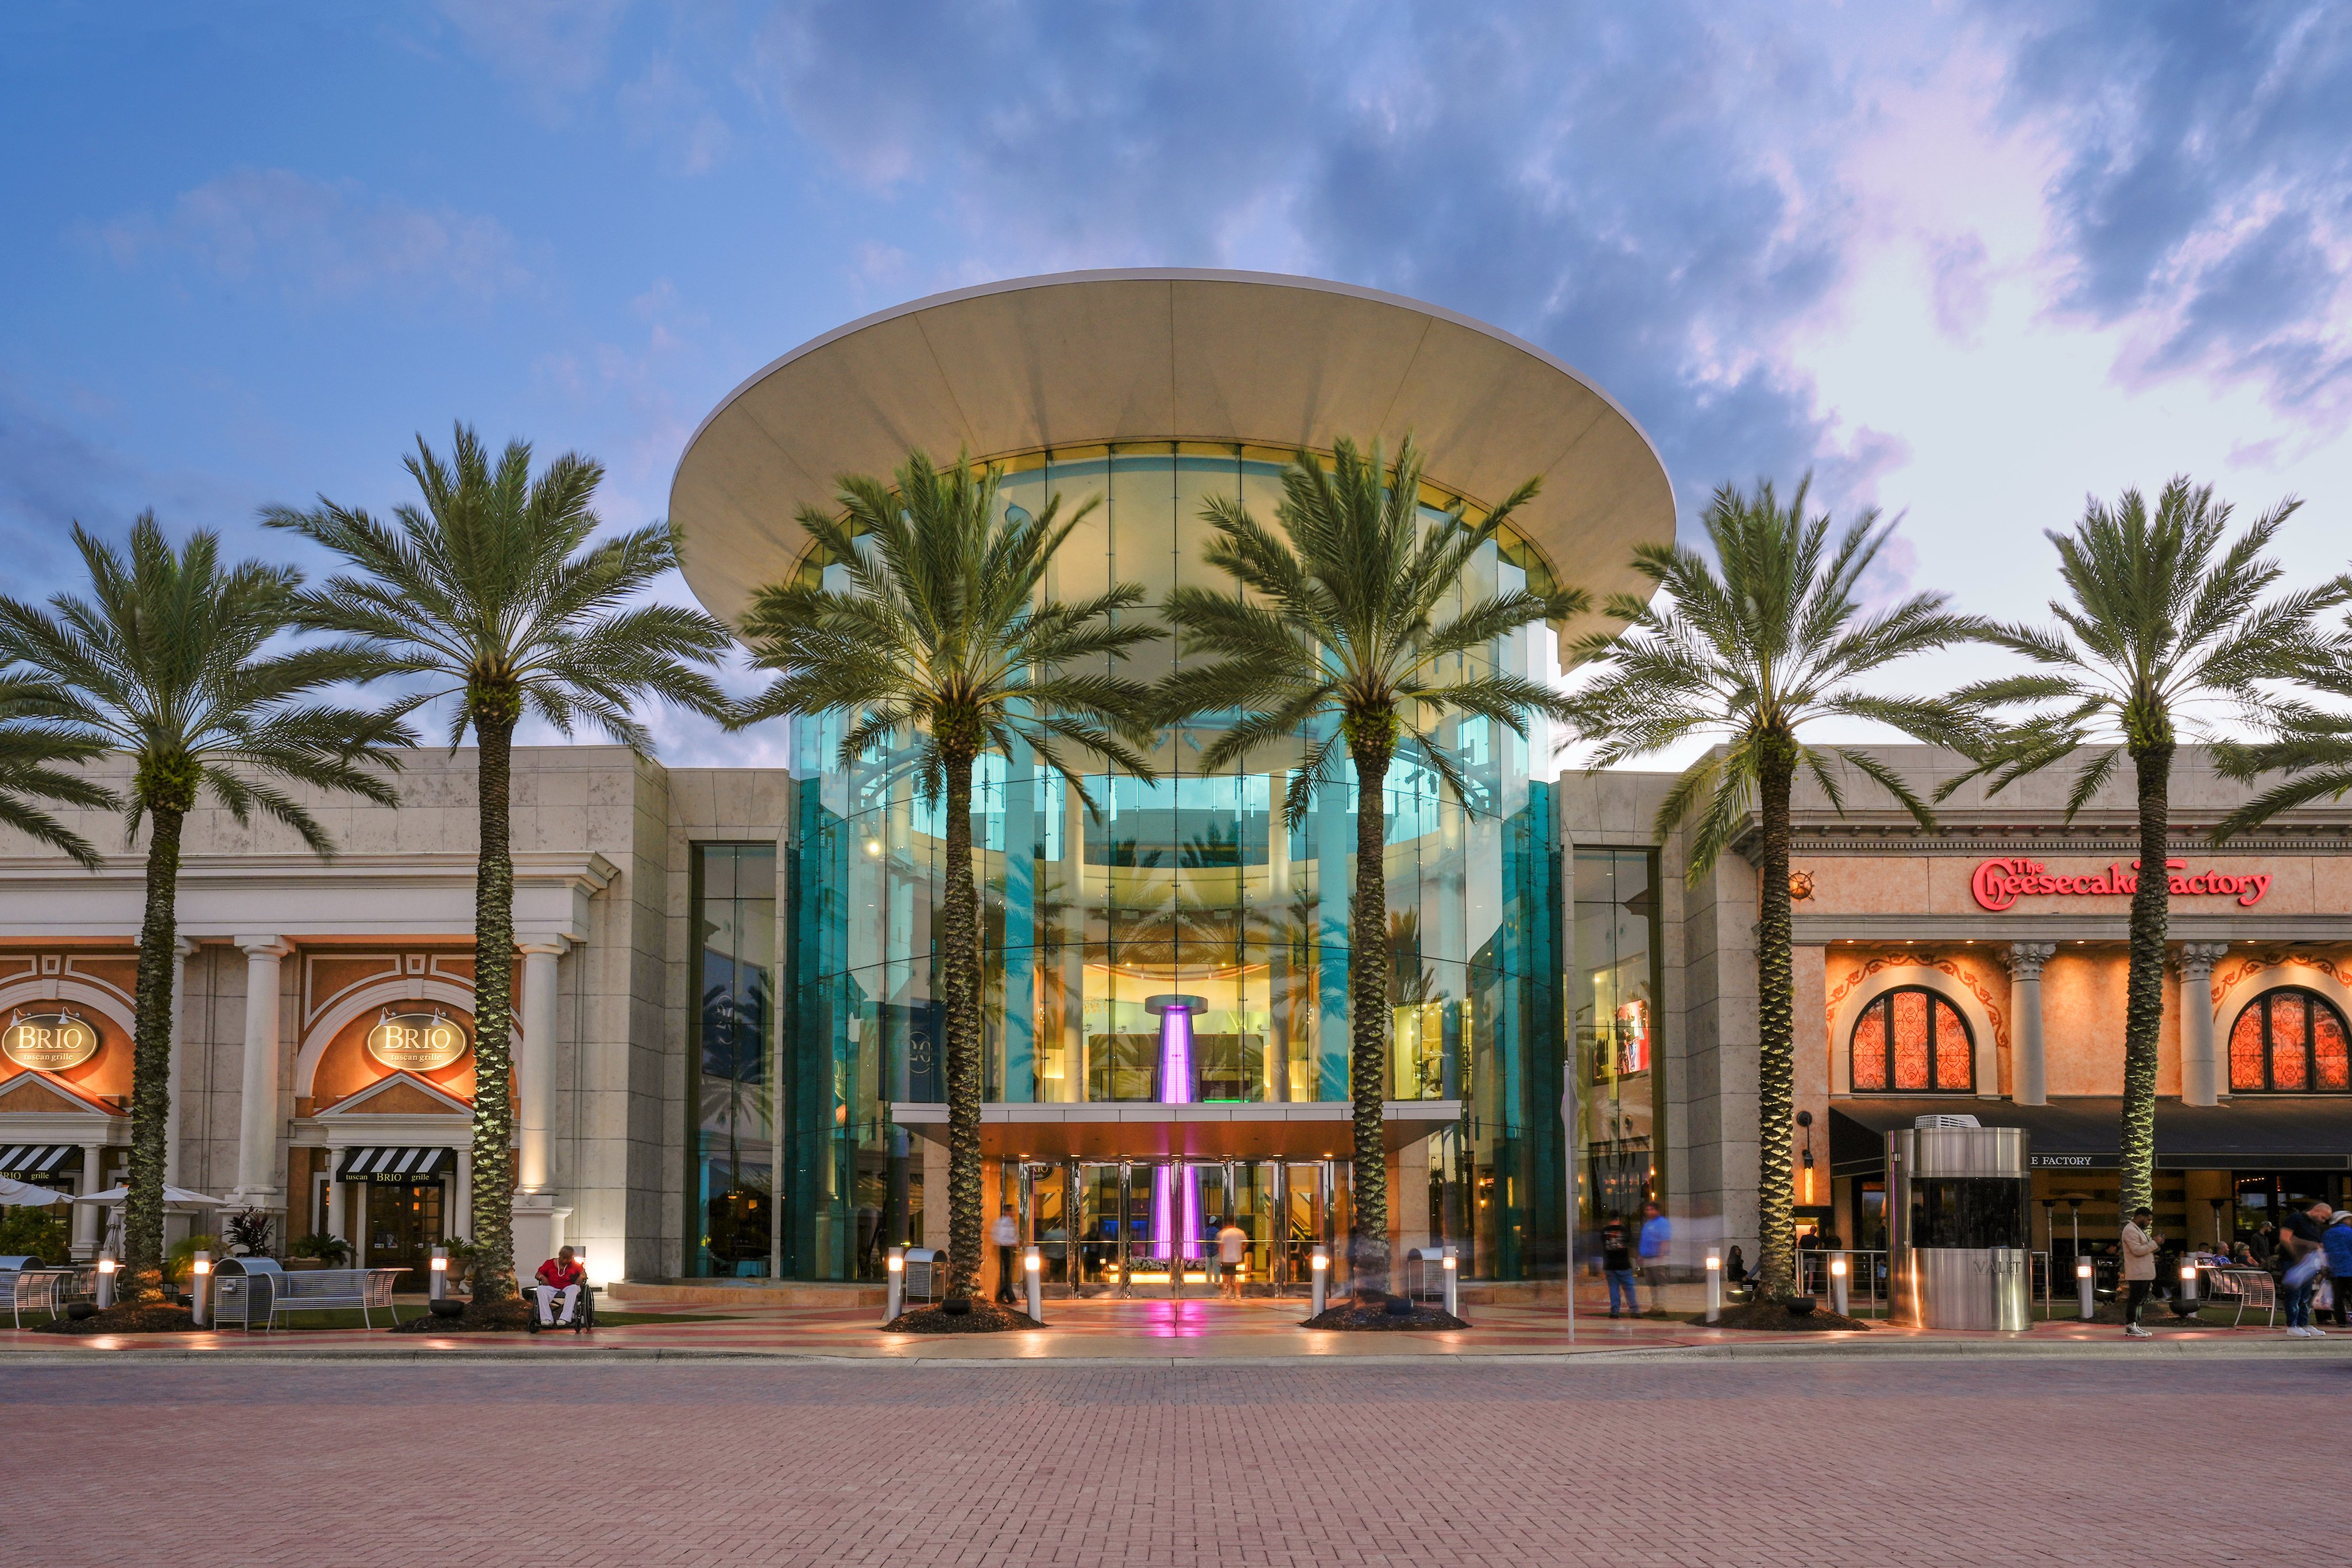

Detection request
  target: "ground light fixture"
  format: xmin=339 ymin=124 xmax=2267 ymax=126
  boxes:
xmin=1704 ymin=1248 xmax=1721 ymax=1323
xmin=2076 ymin=1259 xmax=2095 ymax=1320
xmin=2179 ymin=1260 xmax=2199 ymax=1303
xmin=1310 ymin=1245 xmax=1329 ymax=1316
xmin=428 ymin=1245 xmax=448 ymax=1304
xmin=189 ymin=1250 xmax=212 ymax=1329
xmin=94 ymin=1252 xmax=117 ymax=1310
xmin=1828 ymin=1252 xmax=1848 ymax=1317
xmin=1023 ymin=1245 xmax=1044 ymax=1323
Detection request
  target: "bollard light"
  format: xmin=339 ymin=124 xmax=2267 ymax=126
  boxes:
xmin=428 ymin=1245 xmax=449 ymax=1304
xmin=2076 ymin=1258 xmax=2095 ymax=1322
xmin=884 ymin=1244 xmax=906 ymax=1325
xmin=189 ymin=1250 xmax=212 ymax=1329
xmin=1310 ymin=1245 xmax=1330 ymax=1317
xmin=1703 ymin=1247 xmax=1722 ymax=1325
xmin=1829 ymin=1256 xmax=1847 ymax=1276
xmin=1827 ymin=1252 xmax=1849 ymax=1318
xmin=95 ymin=1252 xmax=117 ymax=1311
xmin=2179 ymin=1260 xmax=2198 ymax=1304
xmin=1440 ymin=1246 xmax=1460 ymax=1317
xmin=1023 ymin=1246 xmax=1045 ymax=1324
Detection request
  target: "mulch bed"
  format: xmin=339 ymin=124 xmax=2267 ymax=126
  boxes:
xmin=884 ymin=1302 xmax=1046 ymax=1334
xmin=387 ymin=1295 xmax=536 ymax=1333
xmin=1302 ymin=1294 xmax=1471 ymax=1331
xmin=1709 ymin=1299 xmax=1872 ymax=1331
xmin=32 ymin=1303 xmax=197 ymax=1335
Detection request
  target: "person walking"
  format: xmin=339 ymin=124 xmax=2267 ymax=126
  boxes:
xmin=1600 ymin=1218 xmax=1638 ymax=1318
xmin=2119 ymin=1207 xmax=2159 ymax=1338
xmin=2281 ymin=1198 xmax=2332 ymax=1337
xmin=991 ymin=1203 xmax=1022 ymax=1306
xmin=1215 ymin=1217 xmax=1249 ymax=1302
xmin=2325 ymin=1210 xmax=2352 ymax=1327
xmin=1637 ymin=1201 xmax=1670 ymax=1315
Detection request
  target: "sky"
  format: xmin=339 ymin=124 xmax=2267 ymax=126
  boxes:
xmin=5 ymin=1 xmax=2352 ymax=768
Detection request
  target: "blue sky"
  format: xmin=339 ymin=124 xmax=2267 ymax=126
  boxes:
xmin=6 ymin=2 xmax=2352 ymax=765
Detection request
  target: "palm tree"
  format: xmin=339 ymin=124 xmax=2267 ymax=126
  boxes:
xmin=1157 ymin=436 xmax=1578 ymax=1299
xmin=1941 ymin=478 xmax=2338 ymax=1222
xmin=733 ymin=450 xmax=1160 ymax=1309
xmin=0 ymin=675 xmax=116 ymax=867
xmin=265 ymin=425 xmax=736 ymax=1300
xmin=0 ymin=516 xmax=409 ymax=1287
xmin=1568 ymin=479 xmax=1981 ymax=1303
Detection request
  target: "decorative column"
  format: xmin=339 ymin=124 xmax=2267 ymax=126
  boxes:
xmin=230 ymin=937 xmax=292 ymax=1214
xmin=164 ymin=937 xmax=196 ymax=1187
xmin=2007 ymin=942 xmax=2057 ymax=1106
xmin=510 ymin=939 xmax=571 ymax=1269
xmin=72 ymin=1142 xmax=105 ymax=1259
xmin=2179 ymin=942 xmax=2230 ymax=1107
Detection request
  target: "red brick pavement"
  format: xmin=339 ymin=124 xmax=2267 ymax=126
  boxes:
xmin=7 ymin=1356 xmax=2323 ymax=1566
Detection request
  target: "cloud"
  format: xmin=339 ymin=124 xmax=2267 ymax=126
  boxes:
xmin=1986 ymin=0 xmax=2352 ymax=419
xmin=737 ymin=1 xmax=1898 ymax=521
xmin=429 ymin=0 xmax=632 ymax=115
xmin=94 ymin=168 xmax=533 ymax=304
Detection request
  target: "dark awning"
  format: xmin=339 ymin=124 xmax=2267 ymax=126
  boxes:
xmin=0 ymin=1144 xmax=78 ymax=1178
xmin=335 ymin=1146 xmax=456 ymax=1182
xmin=1830 ymin=1098 xmax=2352 ymax=1175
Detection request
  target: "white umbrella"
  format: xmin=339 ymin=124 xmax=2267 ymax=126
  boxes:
xmin=72 ymin=1184 xmax=227 ymax=1207
xmin=0 ymin=1175 xmax=71 ymax=1206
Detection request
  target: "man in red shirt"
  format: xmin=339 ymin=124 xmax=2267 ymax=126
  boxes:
xmin=532 ymin=1246 xmax=586 ymax=1327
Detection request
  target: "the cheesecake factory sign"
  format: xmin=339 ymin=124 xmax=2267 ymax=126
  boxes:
xmin=3 ymin=1010 xmax=100 ymax=1071
xmin=1971 ymin=857 xmax=2272 ymax=912
xmin=364 ymin=1008 xmax=471 ymax=1072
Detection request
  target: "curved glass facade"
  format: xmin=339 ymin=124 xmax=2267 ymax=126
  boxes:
xmin=764 ymin=445 xmax=1569 ymax=1281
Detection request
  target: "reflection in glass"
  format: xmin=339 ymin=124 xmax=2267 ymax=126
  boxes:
xmin=688 ymin=843 xmax=775 ymax=1278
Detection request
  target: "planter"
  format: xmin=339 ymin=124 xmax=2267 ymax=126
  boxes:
xmin=428 ymin=1298 xmax=466 ymax=1319
xmin=1787 ymin=1296 xmax=1817 ymax=1317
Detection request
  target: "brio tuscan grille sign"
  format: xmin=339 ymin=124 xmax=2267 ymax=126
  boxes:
xmin=365 ymin=1009 xmax=471 ymax=1071
xmin=1970 ymin=857 xmax=2272 ymax=912
xmin=2 ymin=1011 xmax=99 ymax=1071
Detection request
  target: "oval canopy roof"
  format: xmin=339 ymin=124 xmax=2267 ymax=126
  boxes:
xmin=670 ymin=268 xmax=1675 ymax=625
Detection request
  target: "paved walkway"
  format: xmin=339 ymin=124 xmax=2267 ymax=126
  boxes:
xmin=0 ymin=1294 xmax=2329 ymax=1360
xmin=9 ymin=1355 xmax=2334 ymax=1565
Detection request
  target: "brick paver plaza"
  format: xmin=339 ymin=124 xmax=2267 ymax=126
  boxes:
xmin=12 ymin=1354 xmax=2324 ymax=1566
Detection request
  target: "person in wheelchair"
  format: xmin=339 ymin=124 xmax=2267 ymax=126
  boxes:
xmin=531 ymin=1246 xmax=587 ymax=1329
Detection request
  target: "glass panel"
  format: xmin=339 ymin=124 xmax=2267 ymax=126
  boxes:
xmin=2273 ymin=994 xmax=2310 ymax=1090
xmin=2230 ymin=1004 xmax=2266 ymax=1091
xmin=2317 ymin=1001 xmax=2350 ymax=1091
xmin=1932 ymin=999 xmax=1972 ymax=1090
xmin=691 ymin=842 xmax=776 ymax=1279
xmin=1890 ymin=990 xmax=1931 ymax=1091
xmin=1852 ymin=1000 xmax=1887 ymax=1091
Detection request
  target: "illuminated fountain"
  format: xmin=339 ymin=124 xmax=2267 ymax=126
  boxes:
xmin=1145 ymin=994 xmax=1205 ymax=1267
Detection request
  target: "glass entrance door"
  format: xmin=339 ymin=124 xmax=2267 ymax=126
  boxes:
xmin=359 ymin=1179 xmax=443 ymax=1280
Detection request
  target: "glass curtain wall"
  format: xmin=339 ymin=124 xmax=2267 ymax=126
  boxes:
xmin=782 ymin=444 xmax=1571 ymax=1280
xmin=1571 ymin=848 xmax=1664 ymax=1248
xmin=687 ymin=843 xmax=777 ymax=1278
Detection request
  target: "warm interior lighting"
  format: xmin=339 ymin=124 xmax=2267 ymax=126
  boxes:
xmin=864 ymin=840 xmax=882 ymax=857
xmin=1801 ymin=1168 xmax=1815 ymax=1203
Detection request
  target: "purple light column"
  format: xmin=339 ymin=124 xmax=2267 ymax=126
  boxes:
xmin=1151 ymin=1004 xmax=1197 ymax=1262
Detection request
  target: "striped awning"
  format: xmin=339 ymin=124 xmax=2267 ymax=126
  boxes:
xmin=0 ymin=1144 xmax=78 ymax=1178
xmin=335 ymin=1146 xmax=457 ymax=1182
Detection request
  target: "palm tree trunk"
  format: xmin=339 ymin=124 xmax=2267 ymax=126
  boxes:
xmin=471 ymin=711 xmax=518 ymax=1299
xmin=1348 ymin=738 xmax=1393 ymax=1297
xmin=122 ymin=803 xmax=186 ymax=1283
xmin=939 ymin=749 xmax=984 ymax=1304
xmin=2119 ymin=744 xmax=2173 ymax=1221
xmin=1752 ymin=742 xmax=1798 ymax=1302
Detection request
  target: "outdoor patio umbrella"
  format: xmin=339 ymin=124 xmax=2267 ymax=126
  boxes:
xmin=71 ymin=1184 xmax=227 ymax=1208
xmin=0 ymin=1175 xmax=71 ymax=1206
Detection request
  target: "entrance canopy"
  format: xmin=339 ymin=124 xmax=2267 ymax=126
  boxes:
xmin=1831 ymin=1097 xmax=2352 ymax=1174
xmin=890 ymin=1100 xmax=1461 ymax=1160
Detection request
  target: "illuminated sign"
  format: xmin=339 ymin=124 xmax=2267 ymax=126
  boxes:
xmin=2 ymin=1010 xmax=99 ymax=1071
xmin=364 ymin=1008 xmax=471 ymax=1072
xmin=1614 ymin=1000 xmax=1651 ymax=1076
xmin=1970 ymin=857 xmax=2271 ymax=913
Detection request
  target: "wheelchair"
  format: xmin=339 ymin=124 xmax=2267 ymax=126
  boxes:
xmin=523 ymin=1281 xmax=598 ymax=1334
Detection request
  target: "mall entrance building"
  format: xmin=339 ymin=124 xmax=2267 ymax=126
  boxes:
xmin=4 ymin=270 xmax=2349 ymax=1294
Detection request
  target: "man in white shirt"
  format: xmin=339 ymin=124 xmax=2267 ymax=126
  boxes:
xmin=991 ymin=1205 xmax=1021 ymax=1304
xmin=1216 ymin=1218 xmax=1249 ymax=1301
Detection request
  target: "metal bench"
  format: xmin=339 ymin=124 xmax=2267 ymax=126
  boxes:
xmin=215 ymin=1257 xmax=406 ymax=1330
xmin=2199 ymin=1265 xmax=2277 ymax=1329
xmin=1 ymin=1259 xmax=75 ymax=1328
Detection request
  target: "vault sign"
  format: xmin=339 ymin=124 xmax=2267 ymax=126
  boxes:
xmin=365 ymin=1008 xmax=471 ymax=1072
xmin=3 ymin=1009 xmax=100 ymax=1072
xmin=1970 ymin=857 xmax=2272 ymax=912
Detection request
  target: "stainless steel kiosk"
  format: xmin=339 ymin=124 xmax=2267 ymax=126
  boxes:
xmin=1887 ymin=1114 xmax=2033 ymax=1330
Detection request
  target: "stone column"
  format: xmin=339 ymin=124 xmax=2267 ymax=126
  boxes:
xmin=72 ymin=1142 xmax=105 ymax=1259
xmin=164 ymin=938 xmax=196 ymax=1187
xmin=2007 ymin=942 xmax=2057 ymax=1106
xmin=2179 ymin=943 xmax=2230 ymax=1107
xmin=510 ymin=940 xmax=570 ymax=1269
xmin=326 ymin=1169 xmax=348 ymax=1245
xmin=230 ymin=936 xmax=292 ymax=1213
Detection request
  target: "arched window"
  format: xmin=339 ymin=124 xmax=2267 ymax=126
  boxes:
xmin=2229 ymin=988 xmax=2351 ymax=1093
xmin=1850 ymin=987 xmax=1974 ymax=1093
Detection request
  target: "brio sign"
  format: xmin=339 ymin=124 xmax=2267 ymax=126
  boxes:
xmin=2 ymin=1010 xmax=100 ymax=1071
xmin=1970 ymin=857 xmax=2271 ymax=912
xmin=365 ymin=1008 xmax=471 ymax=1072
